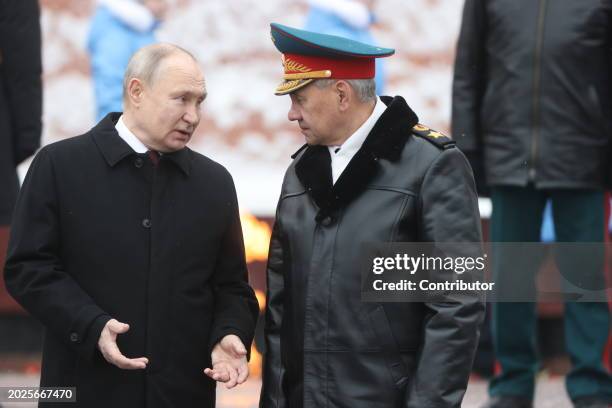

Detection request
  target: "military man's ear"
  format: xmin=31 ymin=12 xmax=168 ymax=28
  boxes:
xmin=334 ymin=80 xmax=352 ymax=111
xmin=126 ymin=78 xmax=145 ymax=107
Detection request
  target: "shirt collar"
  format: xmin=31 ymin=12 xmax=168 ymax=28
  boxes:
xmin=115 ymin=115 xmax=149 ymax=153
xmin=328 ymin=96 xmax=387 ymax=158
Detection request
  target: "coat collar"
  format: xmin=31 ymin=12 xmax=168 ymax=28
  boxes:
xmin=91 ymin=112 xmax=192 ymax=176
xmin=163 ymin=148 xmax=192 ymax=176
xmin=294 ymin=95 xmax=419 ymax=218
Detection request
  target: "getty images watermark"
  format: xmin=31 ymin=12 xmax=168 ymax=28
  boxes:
xmin=371 ymin=252 xmax=493 ymax=291
xmin=360 ymin=242 xmax=611 ymax=302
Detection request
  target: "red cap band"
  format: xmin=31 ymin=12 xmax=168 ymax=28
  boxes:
xmin=284 ymin=53 xmax=375 ymax=79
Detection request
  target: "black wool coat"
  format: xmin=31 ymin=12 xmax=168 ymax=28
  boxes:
xmin=260 ymin=96 xmax=484 ymax=408
xmin=0 ymin=0 xmax=42 ymax=225
xmin=4 ymin=113 xmax=259 ymax=407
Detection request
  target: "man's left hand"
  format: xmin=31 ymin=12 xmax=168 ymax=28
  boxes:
xmin=204 ymin=334 xmax=248 ymax=389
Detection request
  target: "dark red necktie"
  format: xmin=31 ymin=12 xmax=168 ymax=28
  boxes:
xmin=148 ymin=150 xmax=160 ymax=167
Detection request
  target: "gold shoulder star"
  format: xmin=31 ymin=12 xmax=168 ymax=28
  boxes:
xmin=427 ymin=130 xmax=445 ymax=139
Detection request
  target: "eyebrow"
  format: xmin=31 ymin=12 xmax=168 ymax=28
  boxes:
xmin=172 ymin=89 xmax=207 ymax=99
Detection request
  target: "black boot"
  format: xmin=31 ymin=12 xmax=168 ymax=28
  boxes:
xmin=480 ymin=396 xmax=534 ymax=408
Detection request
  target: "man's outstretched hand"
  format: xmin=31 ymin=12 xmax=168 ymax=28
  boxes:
xmin=98 ymin=319 xmax=149 ymax=370
xmin=204 ymin=334 xmax=248 ymax=389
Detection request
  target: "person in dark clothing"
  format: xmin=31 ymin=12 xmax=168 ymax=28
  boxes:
xmin=0 ymin=0 xmax=42 ymax=226
xmin=0 ymin=0 xmax=43 ymax=314
xmin=4 ymin=43 xmax=259 ymax=407
xmin=452 ymin=1 xmax=612 ymax=407
xmin=260 ymin=23 xmax=484 ymax=408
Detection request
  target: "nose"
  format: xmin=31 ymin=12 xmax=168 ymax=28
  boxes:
xmin=183 ymin=104 xmax=200 ymax=126
xmin=288 ymin=102 xmax=301 ymax=122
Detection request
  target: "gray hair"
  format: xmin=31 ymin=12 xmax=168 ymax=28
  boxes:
xmin=314 ymin=78 xmax=376 ymax=103
xmin=122 ymin=43 xmax=196 ymax=101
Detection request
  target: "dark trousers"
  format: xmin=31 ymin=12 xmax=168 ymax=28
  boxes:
xmin=488 ymin=186 xmax=612 ymax=401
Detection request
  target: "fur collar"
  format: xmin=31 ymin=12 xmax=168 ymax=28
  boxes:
xmin=294 ymin=95 xmax=419 ymax=221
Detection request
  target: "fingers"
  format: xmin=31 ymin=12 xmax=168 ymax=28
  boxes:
xmin=215 ymin=368 xmax=229 ymax=382
xmin=231 ymin=340 xmax=247 ymax=357
xmin=107 ymin=319 xmax=130 ymax=334
xmin=225 ymin=366 xmax=238 ymax=389
xmin=204 ymin=362 xmax=246 ymax=389
xmin=99 ymin=322 xmax=148 ymax=370
xmin=204 ymin=367 xmax=229 ymax=382
xmin=236 ymin=363 xmax=249 ymax=385
xmin=203 ymin=368 xmax=214 ymax=379
xmin=107 ymin=352 xmax=148 ymax=370
xmin=114 ymin=356 xmax=148 ymax=370
xmin=102 ymin=351 xmax=148 ymax=370
xmin=102 ymin=341 xmax=148 ymax=370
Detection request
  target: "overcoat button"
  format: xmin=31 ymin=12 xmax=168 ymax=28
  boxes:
xmin=321 ymin=216 xmax=333 ymax=226
xmin=70 ymin=332 xmax=79 ymax=342
xmin=142 ymin=218 xmax=152 ymax=228
xmin=134 ymin=157 xmax=144 ymax=168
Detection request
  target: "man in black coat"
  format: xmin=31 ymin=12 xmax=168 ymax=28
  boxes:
xmin=452 ymin=1 xmax=612 ymax=407
xmin=260 ymin=23 xmax=484 ymax=408
xmin=4 ymin=43 xmax=259 ymax=407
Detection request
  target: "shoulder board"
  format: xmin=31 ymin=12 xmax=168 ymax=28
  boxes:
xmin=411 ymin=124 xmax=456 ymax=149
xmin=291 ymin=143 xmax=308 ymax=159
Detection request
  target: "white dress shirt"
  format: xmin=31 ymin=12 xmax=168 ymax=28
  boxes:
xmin=328 ymin=97 xmax=387 ymax=184
xmin=115 ymin=115 xmax=148 ymax=153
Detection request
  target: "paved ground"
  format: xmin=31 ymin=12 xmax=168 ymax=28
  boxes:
xmin=0 ymin=372 xmax=573 ymax=407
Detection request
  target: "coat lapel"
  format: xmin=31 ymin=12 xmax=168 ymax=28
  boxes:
xmin=294 ymin=95 xmax=419 ymax=217
xmin=294 ymin=145 xmax=333 ymax=210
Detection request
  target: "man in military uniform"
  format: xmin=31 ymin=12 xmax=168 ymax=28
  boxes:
xmin=453 ymin=1 xmax=612 ymax=407
xmin=260 ymin=23 xmax=484 ymax=408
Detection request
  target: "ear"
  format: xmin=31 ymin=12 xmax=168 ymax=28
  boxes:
xmin=126 ymin=78 xmax=145 ymax=107
xmin=334 ymin=80 xmax=352 ymax=112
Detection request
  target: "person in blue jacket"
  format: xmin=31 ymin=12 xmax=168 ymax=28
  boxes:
xmin=304 ymin=0 xmax=386 ymax=95
xmin=88 ymin=0 xmax=166 ymax=121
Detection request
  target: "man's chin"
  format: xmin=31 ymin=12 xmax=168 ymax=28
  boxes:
xmin=162 ymin=141 xmax=188 ymax=152
xmin=303 ymin=134 xmax=319 ymax=146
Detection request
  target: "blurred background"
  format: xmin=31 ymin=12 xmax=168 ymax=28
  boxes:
xmin=0 ymin=1 xmax=609 ymax=407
